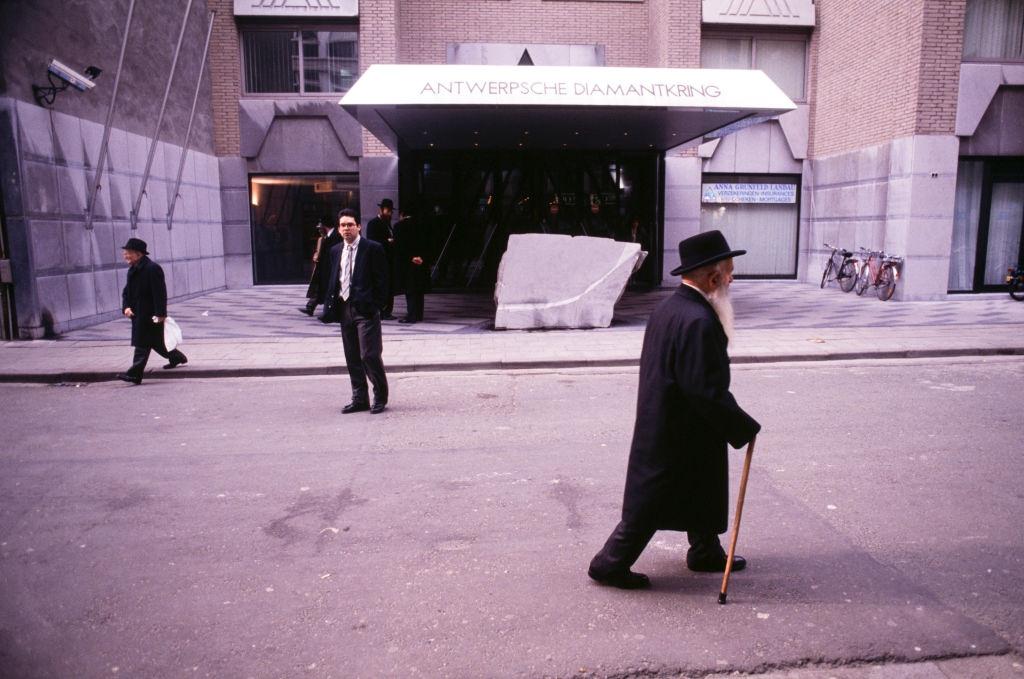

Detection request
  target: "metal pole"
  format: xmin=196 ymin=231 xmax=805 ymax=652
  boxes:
xmin=167 ymin=10 xmax=215 ymax=230
xmin=131 ymin=0 xmax=194 ymax=228
xmin=85 ymin=0 xmax=136 ymax=230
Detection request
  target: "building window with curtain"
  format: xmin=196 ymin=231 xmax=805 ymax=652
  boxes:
xmin=700 ymin=175 xmax=800 ymax=278
xmin=963 ymin=0 xmax=1024 ymax=61
xmin=241 ymin=27 xmax=358 ymax=95
xmin=700 ymin=33 xmax=808 ymax=101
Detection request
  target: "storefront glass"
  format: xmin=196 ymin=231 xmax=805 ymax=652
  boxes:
xmin=699 ymin=174 xmax=800 ymax=277
xmin=949 ymin=158 xmax=1024 ymax=292
xmin=400 ymin=151 xmax=661 ymax=289
xmin=250 ymin=174 xmax=359 ymax=284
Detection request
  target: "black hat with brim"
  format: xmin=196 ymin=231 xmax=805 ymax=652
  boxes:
xmin=378 ymin=198 xmax=394 ymax=209
xmin=669 ymin=230 xmax=746 ymax=276
xmin=121 ymin=237 xmax=149 ymax=255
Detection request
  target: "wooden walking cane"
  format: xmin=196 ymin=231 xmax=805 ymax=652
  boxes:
xmin=718 ymin=435 xmax=756 ymax=605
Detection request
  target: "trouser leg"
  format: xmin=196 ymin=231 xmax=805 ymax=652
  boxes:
xmin=356 ymin=311 xmax=388 ymax=404
xmin=589 ymin=520 xmax=657 ymax=576
xmin=406 ymin=290 xmax=424 ymax=321
xmin=686 ymin=532 xmax=725 ymax=562
xmin=339 ymin=303 xmax=369 ymax=403
xmin=127 ymin=346 xmax=151 ymax=380
xmin=151 ymin=335 xmax=186 ymax=366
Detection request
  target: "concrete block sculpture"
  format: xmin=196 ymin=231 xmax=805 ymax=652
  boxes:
xmin=494 ymin=234 xmax=646 ymax=330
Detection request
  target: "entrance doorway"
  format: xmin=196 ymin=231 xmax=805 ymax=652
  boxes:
xmin=249 ymin=174 xmax=359 ymax=284
xmin=949 ymin=158 xmax=1024 ymax=292
xmin=400 ymin=151 xmax=661 ymax=289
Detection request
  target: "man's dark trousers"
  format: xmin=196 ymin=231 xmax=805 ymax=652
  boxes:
xmin=589 ymin=520 xmax=725 ymax=576
xmin=339 ymin=299 xmax=388 ymax=405
xmin=126 ymin=341 xmax=186 ymax=380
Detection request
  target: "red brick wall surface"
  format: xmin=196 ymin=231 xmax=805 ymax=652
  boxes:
xmin=915 ymin=0 xmax=965 ymax=135
xmin=361 ymin=0 xmax=399 ymax=156
xmin=395 ymin=0 xmax=653 ymax=67
xmin=810 ymin=0 xmax=964 ymax=157
xmin=208 ymin=0 xmax=240 ymax=156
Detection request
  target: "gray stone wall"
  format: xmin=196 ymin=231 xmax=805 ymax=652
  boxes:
xmin=805 ymin=134 xmax=960 ymax=300
xmin=0 ymin=0 xmax=215 ymax=153
xmin=3 ymin=98 xmax=224 ymax=337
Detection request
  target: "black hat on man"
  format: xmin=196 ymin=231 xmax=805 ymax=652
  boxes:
xmin=669 ymin=230 xmax=746 ymax=276
xmin=378 ymin=198 xmax=394 ymax=209
xmin=121 ymin=237 xmax=149 ymax=255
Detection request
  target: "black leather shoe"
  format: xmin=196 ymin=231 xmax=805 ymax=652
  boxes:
xmin=370 ymin=402 xmax=387 ymax=414
xmin=381 ymin=313 xmax=396 ymax=321
xmin=588 ymin=567 xmax=651 ymax=589
xmin=341 ymin=402 xmax=370 ymax=414
xmin=687 ymin=554 xmax=746 ymax=573
xmin=398 ymin=318 xmax=416 ymax=324
xmin=298 ymin=306 xmax=314 ymax=316
xmin=162 ymin=356 xmax=188 ymax=370
xmin=116 ymin=373 xmax=142 ymax=385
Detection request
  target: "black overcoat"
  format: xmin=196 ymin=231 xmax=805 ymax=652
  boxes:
xmin=122 ymin=256 xmax=169 ymax=348
xmin=621 ymin=285 xmax=760 ymax=533
xmin=305 ymin=229 xmax=342 ymax=302
xmin=393 ymin=216 xmax=432 ymax=294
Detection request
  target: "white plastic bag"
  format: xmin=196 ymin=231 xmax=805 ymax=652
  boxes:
xmin=163 ymin=316 xmax=183 ymax=352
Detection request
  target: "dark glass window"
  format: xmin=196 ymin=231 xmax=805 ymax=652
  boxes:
xmin=242 ymin=29 xmax=358 ymax=94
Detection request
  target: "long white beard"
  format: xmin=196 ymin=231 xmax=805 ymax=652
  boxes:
xmin=708 ymin=285 xmax=735 ymax=344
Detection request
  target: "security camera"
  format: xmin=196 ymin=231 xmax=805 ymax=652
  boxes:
xmin=46 ymin=59 xmax=99 ymax=91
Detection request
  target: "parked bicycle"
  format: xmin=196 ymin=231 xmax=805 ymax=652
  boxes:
xmin=854 ymin=248 xmax=902 ymax=301
xmin=1008 ymin=264 xmax=1024 ymax=301
xmin=820 ymin=243 xmax=859 ymax=292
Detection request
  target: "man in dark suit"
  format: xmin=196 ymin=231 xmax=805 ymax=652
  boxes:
xmin=323 ymin=208 xmax=390 ymax=414
xmin=301 ymin=216 xmax=342 ymax=316
xmin=393 ymin=208 xmax=431 ymax=324
xmin=116 ymin=238 xmax=187 ymax=385
xmin=365 ymin=198 xmax=396 ymax=320
xmin=588 ymin=230 xmax=760 ymax=589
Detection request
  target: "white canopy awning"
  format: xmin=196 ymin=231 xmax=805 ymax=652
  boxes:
xmin=340 ymin=64 xmax=795 ymax=152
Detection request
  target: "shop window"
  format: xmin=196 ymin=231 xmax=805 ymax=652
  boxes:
xmin=963 ymin=0 xmax=1024 ymax=61
xmin=242 ymin=28 xmax=358 ymax=95
xmin=700 ymin=175 xmax=799 ymax=278
xmin=701 ymin=34 xmax=807 ymax=101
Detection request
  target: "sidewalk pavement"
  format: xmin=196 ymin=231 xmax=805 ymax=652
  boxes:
xmin=1 ymin=281 xmax=1022 ymax=382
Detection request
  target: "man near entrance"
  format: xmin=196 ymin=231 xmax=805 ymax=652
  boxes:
xmin=116 ymin=238 xmax=187 ymax=385
xmin=323 ymin=209 xmax=390 ymax=414
xmin=365 ymin=198 xmax=397 ymax=320
xmin=301 ymin=216 xmax=342 ymax=317
xmin=588 ymin=230 xmax=760 ymax=589
xmin=393 ymin=207 xmax=431 ymax=324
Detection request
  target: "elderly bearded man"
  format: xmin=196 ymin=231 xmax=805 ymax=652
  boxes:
xmin=588 ymin=230 xmax=761 ymax=589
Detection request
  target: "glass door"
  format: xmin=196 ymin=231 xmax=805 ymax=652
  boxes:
xmin=980 ymin=181 xmax=1024 ymax=287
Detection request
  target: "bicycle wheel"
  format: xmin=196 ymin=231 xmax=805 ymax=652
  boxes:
xmin=876 ymin=266 xmax=896 ymax=301
xmin=838 ymin=260 xmax=858 ymax=293
xmin=1010 ymin=278 xmax=1024 ymax=301
xmin=854 ymin=265 xmax=871 ymax=296
xmin=820 ymin=258 xmax=834 ymax=288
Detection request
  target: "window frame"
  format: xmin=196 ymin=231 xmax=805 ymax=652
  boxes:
xmin=239 ymin=22 xmax=360 ymax=98
xmin=700 ymin=29 xmax=810 ymax=103
xmin=960 ymin=0 xmax=1024 ymax=63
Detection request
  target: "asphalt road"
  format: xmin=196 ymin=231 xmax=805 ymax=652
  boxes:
xmin=1 ymin=358 xmax=1022 ymax=678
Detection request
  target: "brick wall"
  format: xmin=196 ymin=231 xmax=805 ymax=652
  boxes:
xmin=810 ymin=1 xmax=924 ymax=157
xmin=208 ymin=0 xmax=240 ymax=156
xmin=395 ymin=0 xmax=653 ymax=67
xmin=915 ymin=0 xmax=964 ymax=135
xmin=810 ymin=0 xmax=963 ymax=157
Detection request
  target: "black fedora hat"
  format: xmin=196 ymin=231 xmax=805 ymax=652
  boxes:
xmin=377 ymin=198 xmax=394 ymax=209
xmin=121 ymin=237 xmax=149 ymax=255
xmin=669 ymin=230 xmax=746 ymax=276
